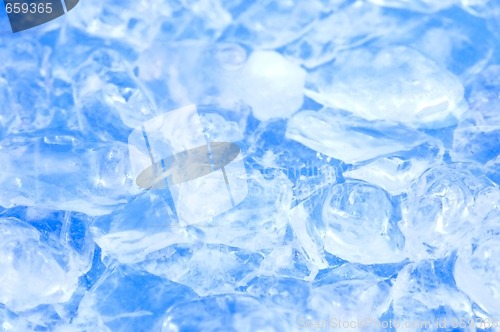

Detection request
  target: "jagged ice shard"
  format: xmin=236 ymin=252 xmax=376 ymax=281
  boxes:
xmin=0 ymin=0 xmax=500 ymax=331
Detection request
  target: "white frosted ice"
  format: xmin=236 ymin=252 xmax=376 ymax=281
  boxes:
xmin=235 ymin=51 xmax=306 ymax=121
xmin=305 ymin=47 xmax=466 ymax=128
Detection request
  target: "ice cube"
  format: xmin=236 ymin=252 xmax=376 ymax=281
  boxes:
xmin=193 ymin=168 xmax=293 ymax=250
xmin=67 ymin=265 xmax=197 ymax=332
xmin=320 ymin=180 xmax=405 ymax=264
xmin=283 ymin=2 xmax=406 ymax=68
xmin=140 ymin=243 xmax=263 ymax=296
xmin=452 ymin=65 xmax=500 ymax=164
xmin=308 ymin=265 xmax=392 ymax=331
xmin=454 ymin=224 xmax=500 ymax=320
xmin=343 ymin=143 xmax=443 ymax=195
xmin=235 ymin=51 xmax=306 ymax=121
xmin=401 ymin=163 xmax=499 ymax=260
xmin=91 ymin=191 xmax=196 ymax=264
xmin=66 ymin=0 xmax=172 ymax=49
xmin=286 ymin=108 xmax=438 ymax=164
xmin=71 ymin=49 xmax=157 ymax=137
xmin=222 ymin=0 xmax=328 ymax=48
xmin=392 ymin=259 xmax=474 ymax=332
xmin=0 ymin=218 xmax=83 ymax=311
xmin=305 ymin=47 xmax=466 ymax=128
xmin=0 ymin=134 xmax=134 ymax=216
xmin=162 ymin=293 xmax=293 ymax=332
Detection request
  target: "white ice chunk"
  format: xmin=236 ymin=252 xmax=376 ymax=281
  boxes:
xmin=0 ymin=218 xmax=83 ymax=311
xmin=286 ymin=108 xmax=433 ymax=164
xmin=305 ymin=47 xmax=465 ymax=128
xmin=236 ymin=51 xmax=306 ymax=121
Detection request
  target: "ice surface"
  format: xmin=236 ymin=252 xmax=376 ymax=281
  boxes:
xmin=367 ymin=0 xmax=457 ymax=13
xmin=2 ymin=0 xmax=500 ymax=329
xmin=65 ymin=265 xmax=196 ymax=332
xmin=136 ymin=43 xmax=306 ymax=121
xmin=162 ymin=293 xmax=293 ymax=331
xmin=305 ymin=47 xmax=466 ymax=128
xmin=455 ymin=223 xmax=500 ymax=320
xmin=140 ymin=243 xmax=263 ymax=296
xmin=0 ymin=134 xmax=134 ymax=215
xmin=320 ymin=180 xmax=405 ymax=264
xmin=286 ymin=108 xmax=440 ymax=164
xmin=401 ymin=163 xmax=500 ymax=260
xmin=308 ymin=264 xmax=392 ymax=331
xmin=0 ymin=217 xmax=86 ymax=311
xmin=452 ymin=65 xmax=500 ymax=164
xmin=91 ymin=191 xmax=192 ymax=264
xmin=222 ymin=0 xmax=328 ymax=49
xmin=343 ymin=143 xmax=443 ymax=195
xmin=283 ymin=2 xmax=408 ymax=69
xmin=235 ymin=51 xmax=306 ymax=121
xmin=392 ymin=259 xmax=475 ymax=332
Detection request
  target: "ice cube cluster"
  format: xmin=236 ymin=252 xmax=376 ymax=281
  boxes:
xmin=0 ymin=0 xmax=499 ymax=331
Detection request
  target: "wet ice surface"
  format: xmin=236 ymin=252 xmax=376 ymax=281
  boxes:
xmin=1 ymin=0 xmax=500 ymax=331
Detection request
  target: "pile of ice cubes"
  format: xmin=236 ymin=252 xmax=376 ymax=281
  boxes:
xmin=0 ymin=0 xmax=499 ymax=331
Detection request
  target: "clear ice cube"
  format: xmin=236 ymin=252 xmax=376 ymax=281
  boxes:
xmin=320 ymin=180 xmax=405 ymax=264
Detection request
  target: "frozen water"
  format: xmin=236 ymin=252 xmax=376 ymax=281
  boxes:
xmin=283 ymin=2 xmax=409 ymax=69
xmin=71 ymin=49 xmax=157 ymax=133
xmin=452 ymin=65 xmax=500 ymax=164
xmin=0 ymin=133 xmax=134 ymax=215
xmin=320 ymin=180 xmax=405 ymax=264
xmin=91 ymin=191 xmax=192 ymax=264
xmin=0 ymin=217 xmax=87 ymax=311
xmin=66 ymin=0 xmax=172 ymax=49
xmin=140 ymin=243 xmax=263 ymax=296
xmin=222 ymin=0 xmax=328 ymax=49
xmin=308 ymin=264 xmax=392 ymax=331
xmin=454 ymin=223 xmax=500 ymax=320
xmin=136 ymin=43 xmax=306 ymax=121
xmin=305 ymin=46 xmax=466 ymax=128
xmin=392 ymin=259 xmax=475 ymax=332
xmin=343 ymin=142 xmax=443 ymax=195
xmin=401 ymin=163 xmax=500 ymax=260
xmin=162 ymin=293 xmax=293 ymax=332
xmin=286 ymin=108 xmax=440 ymax=164
xmin=367 ymin=0 xmax=457 ymax=13
xmin=1 ymin=0 xmax=500 ymax=330
xmin=64 ymin=265 xmax=196 ymax=332
xmin=234 ymin=51 xmax=306 ymax=121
